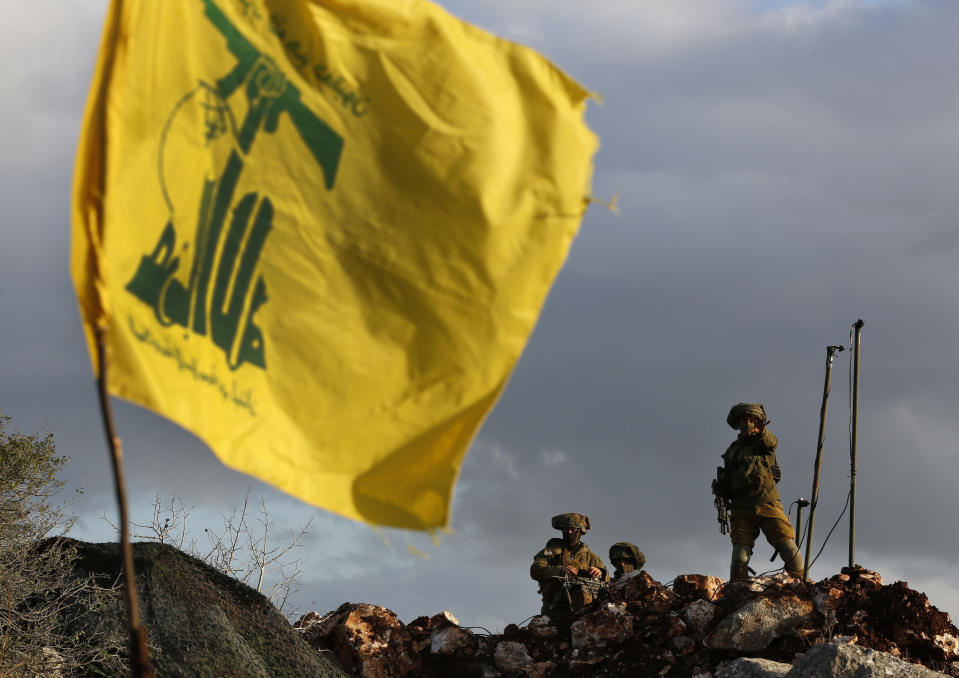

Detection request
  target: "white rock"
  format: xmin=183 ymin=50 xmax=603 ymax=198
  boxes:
xmin=683 ymin=599 xmax=720 ymax=636
xmin=431 ymin=610 xmax=460 ymax=627
xmin=715 ymin=657 xmax=790 ymax=678
xmin=430 ymin=625 xmax=475 ymax=656
xmin=705 ymin=596 xmax=814 ymax=652
xmin=788 ymin=641 xmax=946 ymax=677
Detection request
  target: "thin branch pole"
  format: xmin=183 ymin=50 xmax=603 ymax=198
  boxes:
xmin=94 ymin=326 xmax=155 ymax=678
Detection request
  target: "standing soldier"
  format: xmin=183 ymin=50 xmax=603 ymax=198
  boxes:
xmin=713 ymin=403 xmax=804 ymax=581
xmin=608 ymin=542 xmax=646 ymax=579
xmin=530 ymin=513 xmax=609 ymax=621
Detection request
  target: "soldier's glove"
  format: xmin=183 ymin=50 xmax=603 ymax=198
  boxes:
xmin=757 ymin=418 xmax=771 ymax=434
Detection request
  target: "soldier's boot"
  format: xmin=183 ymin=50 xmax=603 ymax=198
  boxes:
xmin=775 ymin=538 xmax=804 ymax=579
xmin=730 ymin=543 xmax=752 ymax=581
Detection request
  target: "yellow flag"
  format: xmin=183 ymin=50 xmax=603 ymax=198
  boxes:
xmin=72 ymin=0 xmax=597 ymax=529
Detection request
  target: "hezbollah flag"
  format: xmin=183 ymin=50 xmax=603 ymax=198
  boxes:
xmin=72 ymin=0 xmax=597 ymax=530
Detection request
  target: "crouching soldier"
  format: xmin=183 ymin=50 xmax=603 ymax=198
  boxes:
xmin=608 ymin=542 xmax=646 ymax=579
xmin=714 ymin=403 xmax=804 ymax=581
xmin=530 ymin=513 xmax=609 ymax=622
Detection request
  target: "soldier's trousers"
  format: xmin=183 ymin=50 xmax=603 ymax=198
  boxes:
xmin=729 ymin=500 xmax=795 ymax=547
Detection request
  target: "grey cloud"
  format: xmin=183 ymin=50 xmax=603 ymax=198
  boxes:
xmin=3 ymin=0 xmax=959 ymax=631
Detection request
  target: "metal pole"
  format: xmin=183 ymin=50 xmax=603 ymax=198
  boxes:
xmin=95 ymin=326 xmax=155 ymax=678
xmin=849 ymin=319 xmax=864 ymax=568
xmin=803 ymin=345 xmax=844 ymax=581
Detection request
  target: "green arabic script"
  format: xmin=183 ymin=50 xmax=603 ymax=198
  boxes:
xmin=128 ymin=315 xmax=258 ymax=416
xmin=125 ymin=0 xmax=344 ymax=371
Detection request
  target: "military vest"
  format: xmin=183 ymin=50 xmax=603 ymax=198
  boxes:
xmin=720 ymin=431 xmax=782 ymax=508
xmin=529 ymin=538 xmax=609 ymax=617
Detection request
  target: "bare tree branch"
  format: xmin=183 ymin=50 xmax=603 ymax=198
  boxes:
xmin=105 ymin=486 xmax=312 ymax=615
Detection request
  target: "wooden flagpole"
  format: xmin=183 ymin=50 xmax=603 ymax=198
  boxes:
xmin=94 ymin=325 xmax=155 ymax=678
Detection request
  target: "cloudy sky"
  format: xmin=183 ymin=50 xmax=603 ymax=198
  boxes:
xmin=3 ymin=0 xmax=959 ymax=633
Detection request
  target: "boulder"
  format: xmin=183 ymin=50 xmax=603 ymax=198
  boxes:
xmin=431 ymin=610 xmax=460 ymax=629
xmin=716 ymin=657 xmax=791 ymax=678
xmin=719 ymin=574 xmax=804 ymax=610
xmin=570 ymin=602 xmax=634 ymax=649
xmin=683 ymin=599 xmax=721 ymax=636
xmin=609 ymin=569 xmax=645 ymax=597
xmin=493 ymin=641 xmax=533 ymax=676
xmin=609 ymin=570 xmax=678 ymax=612
xmin=787 ymin=641 xmax=948 ymax=677
xmin=706 ymin=595 xmax=815 ymax=652
xmin=674 ymin=574 xmax=725 ymax=602
xmin=840 ymin=566 xmax=883 ymax=587
xmin=431 ymin=625 xmax=476 ymax=657
xmin=297 ymin=602 xmax=416 ymax=677
xmin=525 ymin=615 xmax=558 ymax=639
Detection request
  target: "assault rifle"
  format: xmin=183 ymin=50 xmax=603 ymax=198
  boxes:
xmin=712 ymin=466 xmax=730 ymax=535
xmin=551 ymin=571 xmax=608 ymax=616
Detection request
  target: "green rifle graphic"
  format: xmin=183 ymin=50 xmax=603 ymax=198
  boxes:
xmin=126 ymin=0 xmax=345 ymax=371
xmin=202 ymin=0 xmax=343 ymax=187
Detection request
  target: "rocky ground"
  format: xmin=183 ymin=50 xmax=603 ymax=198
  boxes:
xmin=296 ymin=567 xmax=959 ymax=677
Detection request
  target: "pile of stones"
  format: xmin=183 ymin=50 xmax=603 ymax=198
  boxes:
xmin=296 ymin=567 xmax=959 ymax=677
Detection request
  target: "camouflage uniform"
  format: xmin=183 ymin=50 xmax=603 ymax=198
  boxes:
xmin=608 ymin=542 xmax=646 ymax=579
xmin=530 ymin=513 xmax=609 ymax=621
xmin=716 ymin=403 xmax=803 ymax=580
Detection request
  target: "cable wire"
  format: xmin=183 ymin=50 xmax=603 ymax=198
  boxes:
xmin=756 ymin=489 xmax=848 ymax=578
xmin=807 ymin=489 xmax=852 ymax=571
xmin=796 ymin=511 xmax=810 ymax=550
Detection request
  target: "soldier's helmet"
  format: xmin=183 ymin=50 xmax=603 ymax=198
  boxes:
xmin=726 ymin=402 xmax=767 ymax=429
xmin=551 ymin=513 xmax=591 ymax=532
xmin=608 ymin=542 xmax=646 ymax=566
